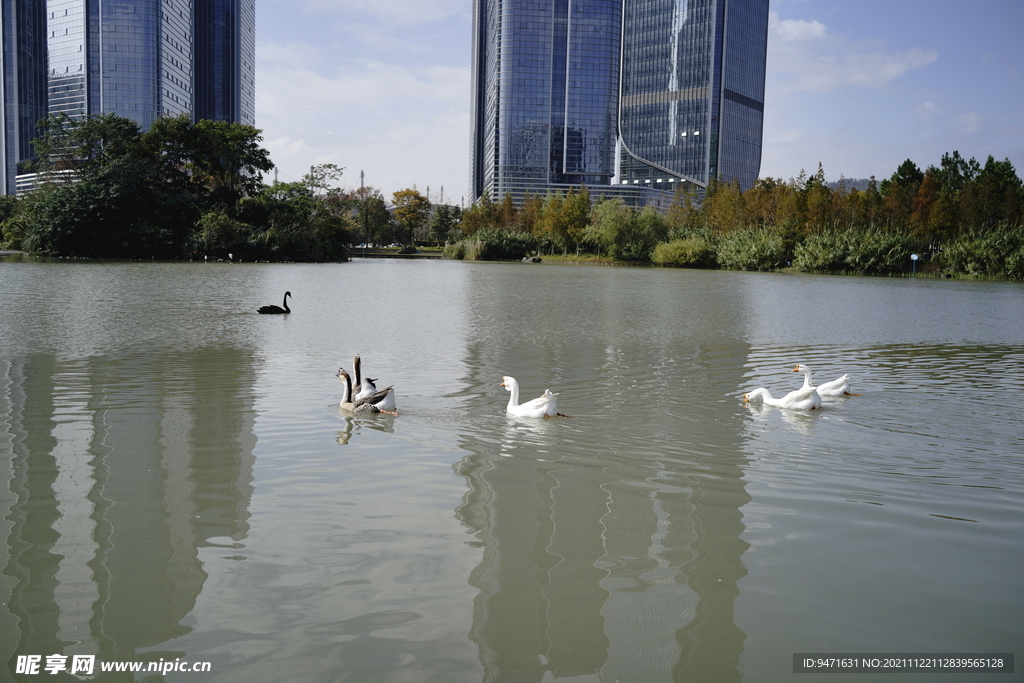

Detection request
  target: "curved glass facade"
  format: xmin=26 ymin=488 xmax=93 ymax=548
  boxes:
xmin=471 ymin=0 xmax=623 ymax=202
xmin=619 ymin=0 xmax=768 ymax=193
xmin=471 ymin=0 xmax=768 ymax=204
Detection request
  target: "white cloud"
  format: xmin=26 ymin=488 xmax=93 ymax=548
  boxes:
xmin=289 ymin=0 xmax=467 ymax=26
xmin=770 ymin=15 xmax=827 ymax=42
xmin=255 ymin=40 xmax=470 ymax=197
xmin=258 ymin=43 xmax=468 ymax=113
xmin=767 ymin=11 xmax=937 ymax=93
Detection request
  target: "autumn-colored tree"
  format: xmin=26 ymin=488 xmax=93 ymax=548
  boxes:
xmin=392 ymin=187 xmax=432 ymax=245
xmin=702 ymin=178 xmax=745 ymax=232
xmin=665 ymin=182 xmax=699 ymax=232
xmin=909 ymin=170 xmax=941 ymax=243
xmin=498 ymin=193 xmax=517 ymax=231
xmin=518 ymin=193 xmax=544 ymax=234
xmin=880 ymin=159 xmax=924 ymax=227
xmin=562 ymin=185 xmax=592 ymax=252
xmin=537 ymin=192 xmax=567 ymax=253
xmin=803 ymin=163 xmax=835 ymax=230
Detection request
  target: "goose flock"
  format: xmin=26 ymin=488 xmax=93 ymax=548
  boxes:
xmin=743 ymin=364 xmax=858 ymax=411
xmin=258 ymin=292 xmax=857 ymax=417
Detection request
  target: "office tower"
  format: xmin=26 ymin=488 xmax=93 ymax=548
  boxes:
xmin=194 ymin=0 xmax=256 ymax=125
xmin=1 ymin=0 xmax=48 ymax=195
xmin=1 ymin=0 xmax=256 ymax=195
xmin=469 ymin=0 xmax=769 ymax=205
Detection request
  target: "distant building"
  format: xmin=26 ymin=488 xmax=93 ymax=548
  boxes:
xmin=1 ymin=0 xmax=256 ymax=195
xmin=469 ymin=0 xmax=769 ymax=206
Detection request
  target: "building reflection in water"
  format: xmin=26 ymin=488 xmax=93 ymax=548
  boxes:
xmin=0 ymin=348 xmax=256 ymax=666
xmin=452 ymin=267 xmax=752 ymax=682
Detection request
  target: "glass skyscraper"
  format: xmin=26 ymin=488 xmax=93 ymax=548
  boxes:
xmin=1 ymin=0 xmax=48 ymax=195
xmin=1 ymin=0 xmax=255 ymax=195
xmin=470 ymin=0 xmax=769 ymax=205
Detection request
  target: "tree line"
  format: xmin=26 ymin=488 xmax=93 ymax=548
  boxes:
xmin=0 ymin=113 xmax=460 ymax=261
xmin=2 ymin=113 xmax=1021 ymax=278
xmin=446 ymin=153 xmax=1024 ymax=279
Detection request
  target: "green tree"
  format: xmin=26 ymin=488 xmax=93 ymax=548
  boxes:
xmin=586 ymin=198 xmax=664 ymax=261
xmin=428 ymin=204 xmax=462 ymax=243
xmin=31 ymin=112 xmax=143 ymax=177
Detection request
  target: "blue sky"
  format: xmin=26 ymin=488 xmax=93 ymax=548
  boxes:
xmin=254 ymin=0 xmax=1024 ymax=201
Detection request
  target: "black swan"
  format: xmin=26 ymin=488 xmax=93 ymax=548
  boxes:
xmin=258 ymin=291 xmax=291 ymax=314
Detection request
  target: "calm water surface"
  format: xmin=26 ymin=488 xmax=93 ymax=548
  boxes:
xmin=1 ymin=258 xmax=1021 ymax=682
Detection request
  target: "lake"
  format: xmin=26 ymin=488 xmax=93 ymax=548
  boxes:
xmin=1 ymin=257 xmax=1021 ymax=682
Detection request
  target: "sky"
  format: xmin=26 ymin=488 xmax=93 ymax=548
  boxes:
xmin=254 ymin=0 xmax=1024 ymax=202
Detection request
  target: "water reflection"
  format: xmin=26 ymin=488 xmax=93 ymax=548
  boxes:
xmin=333 ymin=410 xmax=396 ymax=446
xmin=453 ymin=266 xmax=753 ymax=681
xmin=1 ymin=348 xmax=256 ymax=666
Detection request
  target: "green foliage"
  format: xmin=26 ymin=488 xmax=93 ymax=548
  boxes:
xmin=455 ymin=228 xmax=538 ymax=260
xmin=793 ymin=228 xmax=916 ymax=275
xmin=715 ymin=226 xmax=787 ymax=271
xmin=17 ymin=113 xmax=350 ymax=261
xmin=428 ymin=204 xmax=462 ymax=243
xmin=585 ymin=199 xmax=666 ymax=261
xmin=939 ymin=223 xmax=1024 ymax=279
xmin=22 ymin=157 xmax=176 ymax=257
xmin=651 ymin=237 xmax=716 ymax=267
xmin=441 ymin=240 xmax=466 ymax=260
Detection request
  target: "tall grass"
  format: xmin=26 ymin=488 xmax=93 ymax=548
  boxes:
xmin=715 ymin=227 xmax=787 ymax=271
xmin=793 ymin=228 xmax=915 ymax=275
xmin=939 ymin=224 xmax=1024 ymax=279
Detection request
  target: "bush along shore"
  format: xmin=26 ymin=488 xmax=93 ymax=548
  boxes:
xmin=443 ymin=155 xmax=1024 ymax=280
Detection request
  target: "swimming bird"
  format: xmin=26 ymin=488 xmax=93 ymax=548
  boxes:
xmin=500 ymin=376 xmax=568 ymax=418
xmin=337 ymin=368 xmax=397 ymax=414
xmin=258 ymin=291 xmax=291 ymax=314
xmin=352 ymin=355 xmax=397 ymax=411
xmin=792 ymin=363 xmax=859 ymax=397
xmin=743 ymin=367 xmax=821 ymax=411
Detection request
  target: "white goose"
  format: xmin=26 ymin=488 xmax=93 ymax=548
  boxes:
xmin=353 ymin=355 xmax=397 ymax=412
xmin=793 ymin=363 xmax=859 ymax=397
xmin=743 ymin=367 xmax=821 ymax=411
xmin=337 ymin=368 xmax=397 ymax=414
xmin=500 ymin=376 xmax=566 ymax=418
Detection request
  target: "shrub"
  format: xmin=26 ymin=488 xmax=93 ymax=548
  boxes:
xmin=793 ymin=228 xmax=914 ymax=275
xmin=450 ymin=228 xmax=538 ymax=261
xmin=651 ymin=237 xmax=717 ymax=267
xmin=715 ymin=227 xmax=787 ymax=270
xmin=940 ymin=224 xmax=1024 ymax=279
xmin=442 ymin=241 xmax=466 ymax=259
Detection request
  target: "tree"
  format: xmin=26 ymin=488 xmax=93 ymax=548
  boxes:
xmin=666 ymin=182 xmax=703 ymax=233
xmin=304 ymin=163 xmax=345 ymax=196
xmin=392 ymin=188 xmax=431 ymax=245
xmin=703 ymin=178 xmax=745 ymax=232
xmin=428 ymin=204 xmax=462 ymax=243
xmin=537 ymin=192 xmax=568 ymax=253
xmin=880 ymin=159 xmax=924 ymax=227
xmin=31 ymin=112 xmax=143 ymax=177
xmin=562 ymin=185 xmax=592 ymax=252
